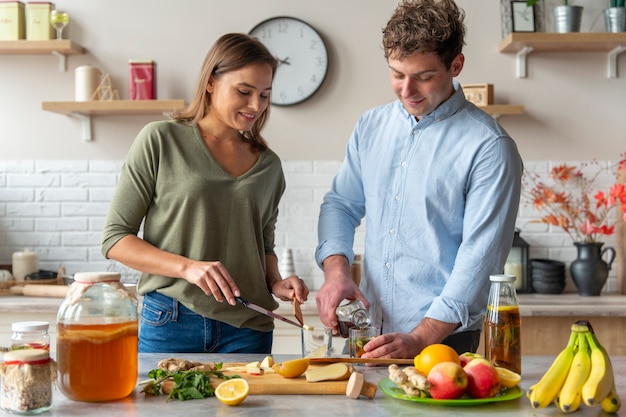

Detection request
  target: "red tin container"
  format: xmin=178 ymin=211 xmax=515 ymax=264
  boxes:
xmin=128 ymin=60 xmax=155 ymax=100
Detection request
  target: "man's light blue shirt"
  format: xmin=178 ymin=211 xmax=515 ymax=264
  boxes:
xmin=316 ymin=82 xmax=523 ymax=335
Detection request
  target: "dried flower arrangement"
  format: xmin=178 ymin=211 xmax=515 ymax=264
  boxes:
xmin=523 ymin=156 xmax=626 ymax=243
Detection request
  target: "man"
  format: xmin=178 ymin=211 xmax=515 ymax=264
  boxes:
xmin=315 ymin=0 xmax=522 ymax=358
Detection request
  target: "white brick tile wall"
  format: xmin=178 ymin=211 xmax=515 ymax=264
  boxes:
xmin=0 ymin=159 xmax=621 ymax=294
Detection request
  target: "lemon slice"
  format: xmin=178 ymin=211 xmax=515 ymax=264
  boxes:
xmin=495 ymin=366 xmax=521 ymax=388
xmin=215 ymin=378 xmax=249 ymax=406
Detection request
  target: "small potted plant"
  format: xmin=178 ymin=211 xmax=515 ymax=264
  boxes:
xmin=527 ymin=0 xmax=584 ymax=33
xmin=605 ymin=0 xmax=626 ymax=32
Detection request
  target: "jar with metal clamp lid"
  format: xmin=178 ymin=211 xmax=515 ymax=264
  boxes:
xmin=56 ymin=272 xmax=138 ymax=402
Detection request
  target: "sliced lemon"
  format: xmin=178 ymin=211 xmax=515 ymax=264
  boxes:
xmin=215 ymin=378 xmax=249 ymax=406
xmin=495 ymin=366 xmax=521 ymax=388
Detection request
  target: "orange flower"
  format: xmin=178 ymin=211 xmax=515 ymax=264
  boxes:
xmin=551 ymin=164 xmax=579 ymax=182
xmin=523 ymin=156 xmax=626 ymax=243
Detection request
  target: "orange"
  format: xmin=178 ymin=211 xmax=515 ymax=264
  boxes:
xmin=214 ymin=378 xmax=249 ymax=406
xmin=413 ymin=343 xmax=460 ymax=376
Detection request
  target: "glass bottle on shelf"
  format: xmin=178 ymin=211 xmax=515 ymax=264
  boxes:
xmin=483 ymin=274 xmax=522 ymax=375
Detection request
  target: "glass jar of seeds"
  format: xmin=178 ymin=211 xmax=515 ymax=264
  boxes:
xmin=0 ymin=349 xmax=57 ymax=414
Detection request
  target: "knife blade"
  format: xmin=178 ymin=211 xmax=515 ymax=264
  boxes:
xmin=235 ymin=296 xmax=303 ymax=328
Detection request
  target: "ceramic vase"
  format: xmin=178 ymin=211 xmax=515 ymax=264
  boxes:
xmin=569 ymin=242 xmax=616 ymax=296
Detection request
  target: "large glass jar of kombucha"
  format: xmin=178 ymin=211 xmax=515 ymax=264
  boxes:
xmin=56 ymin=272 xmax=138 ymax=402
xmin=483 ymin=274 xmax=521 ymax=375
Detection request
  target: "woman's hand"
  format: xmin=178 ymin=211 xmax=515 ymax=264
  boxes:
xmin=182 ymin=260 xmax=240 ymax=305
xmin=271 ymin=275 xmax=309 ymax=303
xmin=106 ymin=235 xmax=241 ymax=304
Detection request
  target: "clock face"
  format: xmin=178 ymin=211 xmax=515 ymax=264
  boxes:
xmin=250 ymin=17 xmax=329 ymax=106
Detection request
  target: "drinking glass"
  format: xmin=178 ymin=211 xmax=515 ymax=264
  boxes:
xmin=301 ymin=326 xmax=332 ymax=358
xmin=50 ymin=10 xmax=69 ymax=40
xmin=349 ymin=326 xmax=379 ymax=358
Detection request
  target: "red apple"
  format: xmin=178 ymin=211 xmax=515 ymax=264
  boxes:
xmin=427 ymin=361 xmax=468 ymax=400
xmin=463 ymin=358 xmax=501 ymax=399
xmin=459 ymin=352 xmax=483 ymax=368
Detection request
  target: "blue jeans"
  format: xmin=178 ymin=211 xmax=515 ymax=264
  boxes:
xmin=139 ymin=291 xmax=273 ymax=353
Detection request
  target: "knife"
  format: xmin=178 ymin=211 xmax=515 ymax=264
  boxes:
xmin=235 ymin=296 xmax=303 ymax=328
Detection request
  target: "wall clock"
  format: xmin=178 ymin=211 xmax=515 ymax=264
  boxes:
xmin=249 ymin=16 xmax=329 ymax=106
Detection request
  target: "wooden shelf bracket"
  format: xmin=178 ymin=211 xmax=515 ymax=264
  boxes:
xmin=608 ymin=45 xmax=626 ymax=79
xmin=515 ymin=46 xmax=534 ymax=79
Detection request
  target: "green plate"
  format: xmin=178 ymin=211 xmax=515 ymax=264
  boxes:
xmin=379 ymin=378 xmax=523 ymax=406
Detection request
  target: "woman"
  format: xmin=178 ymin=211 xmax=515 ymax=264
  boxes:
xmin=101 ymin=33 xmax=309 ymax=353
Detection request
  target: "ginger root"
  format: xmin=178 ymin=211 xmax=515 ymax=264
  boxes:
xmin=157 ymin=358 xmax=216 ymax=373
xmin=388 ymin=364 xmax=430 ymax=398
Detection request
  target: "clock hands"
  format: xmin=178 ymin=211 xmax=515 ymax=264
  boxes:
xmin=276 ymin=57 xmax=291 ymax=66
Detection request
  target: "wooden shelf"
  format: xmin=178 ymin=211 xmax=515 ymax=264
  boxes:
xmin=0 ymin=40 xmax=85 ymax=71
xmin=42 ymin=99 xmax=185 ymax=116
xmin=498 ymin=32 xmax=626 ymax=78
xmin=42 ymin=99 xmax=186 ymax=141
xmin=479 ymin=104 xmax=524 ymax=117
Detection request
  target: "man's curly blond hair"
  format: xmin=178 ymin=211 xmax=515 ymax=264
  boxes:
xmin=382 ymin=0 xmax=466 ymax=69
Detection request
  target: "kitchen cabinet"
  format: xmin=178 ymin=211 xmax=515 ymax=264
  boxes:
xmin=499 ymin=32 xmax=626 ymax=78
xmin=0 ymin=39 xmax=85 ymax=71
xmin=41 ymin=99 xmax=186 ymax=141
xmin=514 ymin=293 xmax=626 ymax=357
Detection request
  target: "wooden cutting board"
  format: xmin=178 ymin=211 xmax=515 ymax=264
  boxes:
xmin=161 ymin=363 xmax=350 ymax=395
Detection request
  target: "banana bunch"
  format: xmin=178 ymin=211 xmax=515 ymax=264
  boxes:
xmin=527 ymin=320 xmax=621 ymax=414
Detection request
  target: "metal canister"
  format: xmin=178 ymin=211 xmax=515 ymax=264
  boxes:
xmin=75 ymin=65 xmax=101 ymax=101
xmin=12 ymin=249 xmax=39 ymax=282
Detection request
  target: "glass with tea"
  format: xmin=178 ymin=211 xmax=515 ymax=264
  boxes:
xmin=349 ymin=326 xmax=379 ymax=358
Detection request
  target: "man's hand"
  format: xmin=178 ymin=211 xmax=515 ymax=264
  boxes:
xmin=315 ymin=255 xmax=368 ymax=335
xmin=360 ymin=318 xmax=460 ymax=360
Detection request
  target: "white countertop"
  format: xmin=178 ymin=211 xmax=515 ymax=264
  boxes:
xmin=0 ymin=353 xmax=623 ymax=417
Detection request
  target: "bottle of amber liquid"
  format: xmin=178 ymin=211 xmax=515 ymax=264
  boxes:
xmin=335 ymin=300 xmax=371 ymax=338
xmin=483 ymin=274 xmax=521 ymax=375
xmin=56 ymin=272 xmax=138 ymax=402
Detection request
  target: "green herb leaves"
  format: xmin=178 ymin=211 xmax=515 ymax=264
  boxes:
xmin=142 ymin=363 xmax=240 ymax=402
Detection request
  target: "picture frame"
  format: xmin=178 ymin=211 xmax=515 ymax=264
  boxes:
xmin=511 ymin=1 xmax=536 ymax=32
